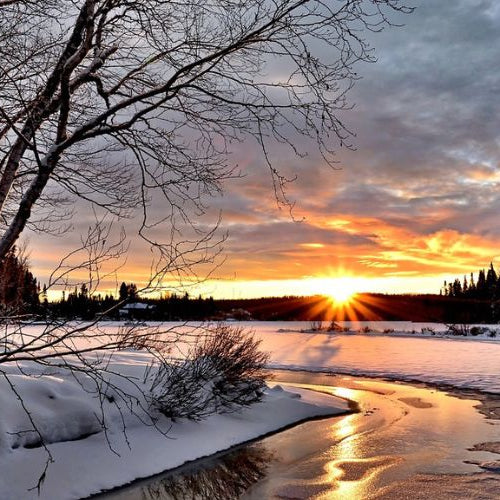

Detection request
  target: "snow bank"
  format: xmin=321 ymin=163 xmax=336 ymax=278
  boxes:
xmin=0 ymin=355 xmax=348 ymax=500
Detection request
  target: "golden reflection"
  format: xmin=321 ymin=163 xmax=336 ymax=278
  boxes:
xmin=331 ymin=386 xmax=356 ymax=403
xmin=333 ymin=412 xmax=356 ymax=443
xmin=321 ymin=411 xmax=371 ymax=499
xmin=322 ymin=456 xmax=397 ymax=500
xmin=318 ymin=387 xmax=395 ymax=499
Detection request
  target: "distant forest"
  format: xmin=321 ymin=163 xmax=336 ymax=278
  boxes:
xmin=49 ymin=292 xmax=500 ymax=323
xmin=215 ymin=293 xmax=498 ymax=324
xmin=0 ymin=248 xmax=40 ymax=316
xmin=441 ymin=262 xmax=500 ymax=301
xmin=1 ymin=249 xmax=499 ymax=323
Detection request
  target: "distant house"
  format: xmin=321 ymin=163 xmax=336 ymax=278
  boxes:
xmin=225 ymin=308 xmax=252 ymax=321
xmin=119 ymin=302 xmax=155 ymax=320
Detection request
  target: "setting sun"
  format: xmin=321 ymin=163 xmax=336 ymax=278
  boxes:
xmin=329 ymin=288 xmax=355 ymax=304
xmin=327 ymin=278 xmax=358 ymax=304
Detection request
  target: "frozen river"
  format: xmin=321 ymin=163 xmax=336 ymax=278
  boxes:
xmin=98 ymin=371 xmax=500 ymax=499
xmin=243 ymin=321 xmax=500 ymax=394
xmin=17 ymin=319 xmax=500 ymax=393
xmin=81 ymin=320 xmax=500 ymax=394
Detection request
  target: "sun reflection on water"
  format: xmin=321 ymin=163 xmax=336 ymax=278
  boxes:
xmin=314 ymin=386 xmax=397 ymax=499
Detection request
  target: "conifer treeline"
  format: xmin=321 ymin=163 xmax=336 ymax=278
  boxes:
xmin=0 ymin=247 xmax=39 ymax=314
xmin=0 ymin=254 xmax=218 ymax=320
xmin=51 ymin=284 xmax=217 ymax=320
xmin=442 ymin=262 xmax=500 ymax=300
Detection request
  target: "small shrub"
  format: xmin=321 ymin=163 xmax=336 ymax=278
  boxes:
xmin=445 ymin=324 xmax=470 ymax=336
xmin=383 ymin=328 xmax=394 ymax=334
xmin=469 ymin=326 xmax=482 ymax=336
xmin=359 ymin=326 xmax=372 ymax=333
xmin=327 ymin=321 xmax=345 ymax=332
xmin=421 ymin=327 xmax=435 ymax=335
xmin=309 ymin=320 xmax=324 ymax=332
xmin=147 ymin=325 xmax=269 ymax=421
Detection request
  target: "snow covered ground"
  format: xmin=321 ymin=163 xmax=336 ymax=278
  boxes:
xmin=0 ymin=352 xmax=348 ymax=500
xmin=246 ymin=321 xmax=500 ymax=393
xmin=3 ymin=319 xmax=500 ymax=499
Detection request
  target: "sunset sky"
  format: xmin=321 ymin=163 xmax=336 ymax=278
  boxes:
xmin=28 ymin=1 xmax=500 ymax=300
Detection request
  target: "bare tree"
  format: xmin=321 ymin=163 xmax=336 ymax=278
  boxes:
xmin=0 ymin=0 xmax=411 ymax=492
xmin=0 ymin=0 xmax=411 ymax=259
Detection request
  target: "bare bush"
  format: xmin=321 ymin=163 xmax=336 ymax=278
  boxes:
xmin=445 ymin=323 xmax=470 ymax=336
xmin=421 ymin=327 xmax=436 ymax=335
xmin=359 ymin=326 xmax=372 ymax=333
xmin=328 ymin=321 xmax=350 ymax=332
xmin=147 ymin=324 xmax=269 ymax=421
xmin=309 ymin=320 xmax=324 ymax=332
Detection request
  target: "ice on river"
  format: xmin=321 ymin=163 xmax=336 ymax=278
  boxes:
xmin=246 ymin=321 xmax=500 ymax=394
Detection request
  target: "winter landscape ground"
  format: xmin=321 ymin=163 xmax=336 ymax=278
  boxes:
xmin=2 ymin=320 xmax=500 ymax=499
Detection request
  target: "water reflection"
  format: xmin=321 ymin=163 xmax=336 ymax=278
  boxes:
xmin=323 ymin=387 xmax=395 ymax=497
xmin=100 ymin=373 xmax=500 ymax=500
xmin=243 ymin=376 xmax=500 ymax=499
xmin=109 ymin=444 xmax=273 ymax=500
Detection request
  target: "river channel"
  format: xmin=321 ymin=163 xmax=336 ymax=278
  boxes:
xmin=94 ymin=370 xmax=500 ymax=499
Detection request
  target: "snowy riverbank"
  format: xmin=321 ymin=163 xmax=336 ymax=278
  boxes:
xmin=4 ymin=319 xmax=500 ymax=498
xmin=0 ymin=355 xmax=348 ymax=500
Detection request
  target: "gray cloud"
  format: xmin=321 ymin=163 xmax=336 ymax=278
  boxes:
xmin=29 ymin=1 xmax=500 ymax=289
xmin=208 ymin=1 xmax=500 ymax=278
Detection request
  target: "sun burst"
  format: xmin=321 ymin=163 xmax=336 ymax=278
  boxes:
xmin=327 ymin=278 xmax=358 ymax=305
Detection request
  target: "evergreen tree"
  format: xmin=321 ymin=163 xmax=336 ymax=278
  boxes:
xmin=476 ymin=269 xmax=487 ymax=299
xmin=128 ymin=283 xmax=138 ymax=301
xmin=118 ymin=282 xmax=138 ymax=302
xmin=469 ymin=272 xmax=476 ymax=296
xmin=119 ymin=282 xmax=128 ymax=301
xmin=452 ymin=278 xmax=462 ymax=297
xmin=41 ymin=284 xmax=48 ymax=313
xmin=486 ymin=262 xmax=497 ymax=299
xmin=80 ymin=283 xmax=89 ymax=298
xmin=0 ymin=247 xmax=40 ymax=313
